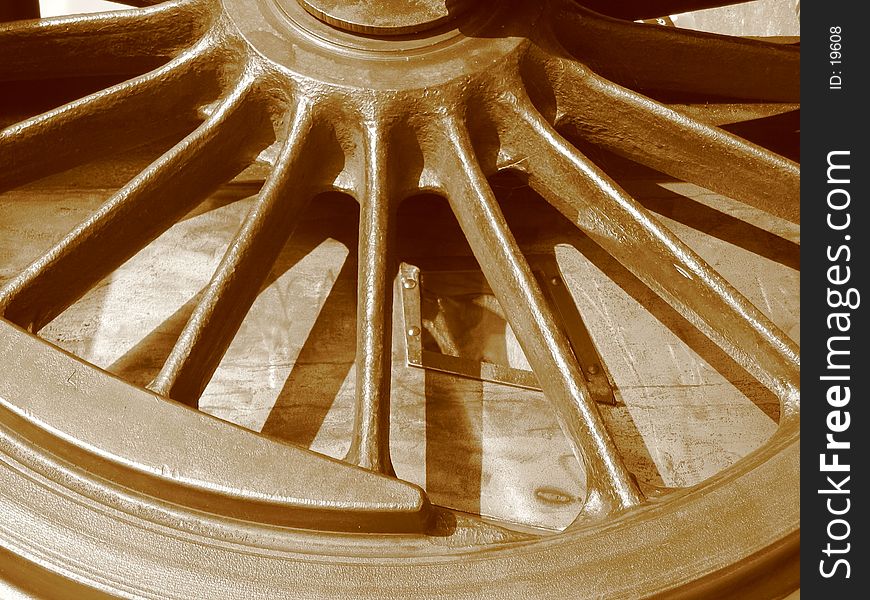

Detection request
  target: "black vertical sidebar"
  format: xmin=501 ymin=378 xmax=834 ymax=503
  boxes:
xmin=802 ymin=1 xmax=868 ymax=596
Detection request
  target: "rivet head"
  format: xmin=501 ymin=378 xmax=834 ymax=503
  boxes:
xmin=550 ymin=277 xmax=560 ymax=286
xmin=402 ymin=278 xmax=417 ymax=289
xmin=407 ymin=326 xmax=421 ymax=337
xmin=588 ymin=363 xmax=600 ymax=375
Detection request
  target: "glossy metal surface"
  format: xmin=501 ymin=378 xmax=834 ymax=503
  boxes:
xmin=0 ymin=0 xmax=799 ymax=597
xmin=292 ymin=0 xmax=469 ymax=35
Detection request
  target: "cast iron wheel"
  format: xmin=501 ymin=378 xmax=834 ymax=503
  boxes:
xmin=0 ymin=1 xmax=799 ymax=598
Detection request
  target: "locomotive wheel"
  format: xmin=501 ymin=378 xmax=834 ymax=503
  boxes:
xmin=0 ymin=1 xmax=799 ymax=598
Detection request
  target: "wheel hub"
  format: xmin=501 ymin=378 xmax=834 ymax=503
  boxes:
xmin=292 ymin=0 xmax=471 ymax=36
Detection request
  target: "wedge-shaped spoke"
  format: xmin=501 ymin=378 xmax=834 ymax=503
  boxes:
xmin=0 ymin=74 xmax=273 ymax=332
xmin=577 ymin=0 xmax=752 ymax=21
xmin=550 ymin=3 xmax=798 ymax=101
xmin=436 ymin=116 xmax=643 ymax=518
xmin=500 ymin=99 xmax=799 ymax=419
xmin=0 ymin=0 xmax=212 ymax=80
xmin=150 ymin=102 xmax=317 ymax=407
xmin=669 ymin=102 xmax=800 ymax=127
xmin=0 ymin=41 xmax=226 ymax=191
xmin=541 ymin=56 xmax=799 ymax=222
xmin=346 ymin=124 xmax=396 ymax=475
xmin=0 ymin=320 xmax=431 ymax=533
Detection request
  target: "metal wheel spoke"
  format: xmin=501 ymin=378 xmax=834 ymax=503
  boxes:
xmin=500 ymin=99 xmax=799 ymax=419
xmin=0 ymin=74 xmax=272 ymax=332
xmin=0 ymin=0 xmax=211 ymax=80
xmin=150 ymin=102 xmax=316 ymax=407
xmin=436 ymin=115 xmax=644 ymax=518
xmin=0 ymin=43 xmax=225 ymax=191
xmin=346 ymin=125 xmax=396 ymax=475
xmin=551 ymin=3 xmax=798 ymax=101
xmin=576 ymin=0 xmax=752 ymax=21
xmin=540 ymin=55 xmax=799 ymax=222
xmin=670 ymin=102 xmax=799 ymax=127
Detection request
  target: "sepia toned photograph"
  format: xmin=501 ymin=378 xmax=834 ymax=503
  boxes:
xmin=1 ymin=1 xmax=803 ymax=598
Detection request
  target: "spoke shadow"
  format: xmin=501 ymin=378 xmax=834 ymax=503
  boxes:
xmin=108 ymin=193 xmax=360 ymax=451
xmin=106 ymin=202 xmax=319 ymax=386
xmin=538 ymin=248 xmax=667 ymax=491
xmin=562 ymin=234 xmax=781 ymax=423
xmin=259 ymin=193 xmax=359 ymax=447
xmin=619 ymin=178 xmax=799 ymax=270
xmin=555 ymin=137 xmax=800 ymax=268
xmin=424 ymin=371 xmax=484 ymax=516
xmin=492 ymin=177 xmax=668 ymax=490
xmin=495 ymin=174 xmax=782 ymax=424
xmin=259 ymin=252 xmax=357 ymax=447
xmin=719 ymin=109 xmax=799 ymax=162
xmin=398 ymin=194 xmax=485 ymax=515
xmin=398 ymin=188 xmax=666 ymax=510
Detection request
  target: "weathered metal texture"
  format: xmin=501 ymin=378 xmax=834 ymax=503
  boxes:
xmin=347 ymin=122 xmax=396 ymax=474
xmin=435 ymin=113 xmax=645 ymax=516
xmin=292 ymin=0 xmax=470 ymax=35
xmin=0 ymin=320 xmax=431 ymax=532
xmin=0 ymin=0 xmax=799 ymax=597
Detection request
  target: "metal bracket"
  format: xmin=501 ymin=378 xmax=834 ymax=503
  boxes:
xmin=399 ymin=261 xmax=618 ymax=405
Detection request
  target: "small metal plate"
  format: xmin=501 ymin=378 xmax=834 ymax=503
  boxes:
xmin=399 ymin=260 xmax=618 ymax=405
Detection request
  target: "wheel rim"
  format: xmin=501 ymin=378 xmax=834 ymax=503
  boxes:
xmin=0 ymin=1 xmax=799 ymax=597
